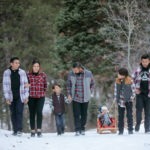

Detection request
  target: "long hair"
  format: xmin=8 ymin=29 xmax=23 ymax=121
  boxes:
xmin=29 ymin=60 xmax=42 ymax=74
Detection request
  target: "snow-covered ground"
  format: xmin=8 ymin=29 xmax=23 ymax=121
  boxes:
xmin=0 ymin=125 xmax=150 ymax=150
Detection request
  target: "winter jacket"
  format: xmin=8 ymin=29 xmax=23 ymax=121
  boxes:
xmin=132 ymin=66 xmax=150 ymax=97
xmin=114 ymin=76 xmax=136 ymax=107
xmin=66 ymin=68 xmax=94 ymax=103
xmin=3 ymin=68 xmax=29 ymax=103
xmin=27 ymin=72 xmax=47 ymax=98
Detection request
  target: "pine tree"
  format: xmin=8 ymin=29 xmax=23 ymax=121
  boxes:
xmin=55 ymin=0 xmax=115 ymax=75
xmin=55 ymin=0 xmax=117 ymax=129
xmin=0 ymin=0 xmax=61 ymax=132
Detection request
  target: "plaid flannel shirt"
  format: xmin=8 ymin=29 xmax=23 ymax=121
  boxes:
xmin=114 ymin=79 xmax=136 ymax=108
xmin=74 ymin=72 xmax=84 ymax=103
xmin=132 ymin=66 xmax=150 ymax=97
xmin=67 ymin=70 xmax=94 ymax=103
xmin=27 ymin=72 xmax=47 ymax=98
xmin=3 ymin=68 xmax=29 ymax=103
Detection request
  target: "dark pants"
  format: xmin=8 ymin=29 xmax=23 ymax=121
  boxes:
xmin=135 ymin=94 xmax=150 ymax=132
xmin=118 ymin=102 xmax=133 ymax=133
xmin=73 ymin=101 xmax=88 ymax=132
xmin=55 ymin=114 xmax=65 ymax=134
xmin=28 ymin=97 xmax=45 ymax=130
xmin=9 ymin=98 xmax=24 ymax=132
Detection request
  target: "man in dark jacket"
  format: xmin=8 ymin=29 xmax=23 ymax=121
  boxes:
xmin=66 ymin=62 xmax=95 ymax=136
xmin=132 ymin=54 xmax=150 ymax=133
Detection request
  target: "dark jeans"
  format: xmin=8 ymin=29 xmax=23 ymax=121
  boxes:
xmin=9 ymin=98 xmax=24 ymax=132
xmin=118 ymin=102 xmax=133 ymax=133
xmin=73 ymin=101 xmax=88 ymax=132
xmin=135 ymin=94 xmax=150 ymax=132
xmin=28 ymin=97 xmax=45 ymax=130
xmin=55 ymin=114 xmax=65 ymax=134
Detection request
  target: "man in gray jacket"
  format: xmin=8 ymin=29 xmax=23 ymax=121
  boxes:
xmin=67 ymin=62 xmax=94 ymax=136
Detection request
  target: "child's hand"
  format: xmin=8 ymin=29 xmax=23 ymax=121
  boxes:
xmin=136 ymin=89 xmax=141 ymax=94
xmin=24 ymin=99 xmax=29 ymax=104
xmin=68 ymin=95 xmax=72 ymax=101
xmin=6 ymin=100 xmax=11 ymax=105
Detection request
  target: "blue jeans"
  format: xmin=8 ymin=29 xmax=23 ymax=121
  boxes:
xmin=55 ymin=114 xmax=65 ymax=134
xmin=9 ymin=98 xmax=24 ymax=132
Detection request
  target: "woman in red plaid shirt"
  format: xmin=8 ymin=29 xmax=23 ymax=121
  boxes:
xmin=27 ymin=60 xmax=47 ymax=137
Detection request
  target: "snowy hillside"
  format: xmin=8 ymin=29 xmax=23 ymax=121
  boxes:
xmin=0 ymin=125 xmax=150 ymax=150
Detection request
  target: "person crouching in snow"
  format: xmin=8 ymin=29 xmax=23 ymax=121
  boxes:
xmin=114 ymin=68 xmax=136 ymax=135
xmin=98 ymin=106 xmax=112 ymax=127
xmin=50 ymin=84 xmax=72 ymax=135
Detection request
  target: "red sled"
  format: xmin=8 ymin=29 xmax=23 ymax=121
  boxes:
xmin=97 ymin=117 xmax=117 ymax=134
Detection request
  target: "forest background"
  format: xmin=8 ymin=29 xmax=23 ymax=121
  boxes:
xmin=0 ymin=0 xmax=150 ymax=132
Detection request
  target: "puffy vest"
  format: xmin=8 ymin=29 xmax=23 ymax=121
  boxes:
xmin=116 ymin=76 xmax=132 ymax=103
xmin=52 ymin=93 xmax=65 ymax=114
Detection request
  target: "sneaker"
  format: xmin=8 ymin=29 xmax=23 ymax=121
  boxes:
xmin=80 ymin=130 xmax=85 ymax=135
xmin=57 ymin=131 xmax=61 ymax=136
xmin=37 ymin=132 xmax=42 ymax=138
xmin=61 ymin=130 xmax=64 ymax=134
xmin=12 ymin=131 xmax=17 ymax=136
xmin=17 ymin=131 xmax=22 ymax=137
xmin=31 ymin=132 xmax=35 ymax=137
xmin=128 ymin=131 xmax=133 ymax=134
xmin=75 ymin=131 xmax=80 ymax=136
xmin=135 ymin=130 xmax=139 ymax=133
xmin=145 ymin=129 xmax=150 ymax=134
xmin=145 ymin=131 xmax=150 ymax=134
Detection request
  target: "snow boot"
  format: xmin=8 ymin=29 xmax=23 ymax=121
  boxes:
xmin=75 ymin=131 xmax=80 ymax=136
